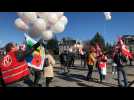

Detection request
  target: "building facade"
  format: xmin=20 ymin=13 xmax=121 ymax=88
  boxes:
xmin=58 ymin=38 xmax=82 ymax=54
xmin=122 ymin=35 xmax=134 ymax=53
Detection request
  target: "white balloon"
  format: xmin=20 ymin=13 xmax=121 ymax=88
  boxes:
xmin=42 ymin=30 xmax=53 ymax=40
xmin=15 ymin=18 xmax=29 ymax=32
xmin=104 ymin=12 xmax=112 ymax=21
xmin=59 ymin=16 xmax=68 ymax=26
xmin=15 ymin=12 xmax=68 ymax=40
xmin=107 ymin=15 xmax=112 ymax=20
xmin=21 ymin=12 xmax=37 ymax=24
xmin=17 ymin=12 xmax=24 ymax=18
xmin=56 ymin=12 xmax=64 ymax=18
xmin=47 ymin=13 xmax=59 ymax=25
xmin=32 ymin=18 xmax=47 ymax=33
xmin=28 ymin=27 xmax=40 ymax=37
xmin=36 ymin=12 xmax=44 ymax=17
xmin=36 ymin=12 xmax=49 ymax=21
xmin=51 ymin=21 xmax=65 ymax=33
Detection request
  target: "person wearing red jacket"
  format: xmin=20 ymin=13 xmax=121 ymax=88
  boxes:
xmin=98 ymin=52 xmax=108 ymax=83
xmin=0 ymin=39 xmax=42 ymax=87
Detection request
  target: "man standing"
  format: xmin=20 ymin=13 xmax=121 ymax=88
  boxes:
xmin=114 ymin=48 xmax=128 ymax=87
xmin=86 ymin=47 xmax=96 ymax=81
xmin=59 ymin=51 xmax=69 ymax=74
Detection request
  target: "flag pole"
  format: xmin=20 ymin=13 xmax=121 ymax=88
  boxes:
xmin=104 ymin=21 xmax=106 ymax=36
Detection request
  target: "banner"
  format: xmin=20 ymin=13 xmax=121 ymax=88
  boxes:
xmin=25 ymin=33 xmax=45 ymax=70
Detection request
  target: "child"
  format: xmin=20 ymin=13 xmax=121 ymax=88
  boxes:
xmin=98 ymin=53 xmax=108 ymax=82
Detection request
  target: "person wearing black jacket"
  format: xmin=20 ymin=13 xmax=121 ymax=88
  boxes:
xmin=59 ymin=51 xmax=69 ymax=74
xmin=114 ymin=48 xmax=128 ymax=87
xmin=68 ymin=51 xmax=75 ymax=67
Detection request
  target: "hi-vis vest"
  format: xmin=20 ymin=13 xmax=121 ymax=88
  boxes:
xmin=0 ymin=51 xmax=30 ymax=85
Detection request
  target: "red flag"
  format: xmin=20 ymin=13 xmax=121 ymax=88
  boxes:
xmin=117 ymin=37 xmax=133 ymax=59
xmin=31 ymin=54 xmax=42 ymax=67
xmin=95 ymin=43 xmax=102 ymax=57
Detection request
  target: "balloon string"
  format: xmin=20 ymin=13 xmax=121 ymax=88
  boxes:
xmin=104 ymin=22 xmax=106 ymax=35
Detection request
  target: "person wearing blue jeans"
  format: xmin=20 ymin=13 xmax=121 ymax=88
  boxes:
xmin=114 ymin=49 xmax=128 ymax=87
xmin=116 ymin=65 xmax=128 ymax=87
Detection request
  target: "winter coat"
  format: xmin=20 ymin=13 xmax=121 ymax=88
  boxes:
xmin=87 ymin=52 xmax=96 ymax=66
xmin=98 ymin=55 xmax=108 ymax=75
xmin=44 ymin=54 xmax=55 ymax=78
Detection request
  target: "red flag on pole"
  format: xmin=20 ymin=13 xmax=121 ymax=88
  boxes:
xmin=117 ymin=37 xmax=133 ymax=59
xmin=95 ymin=43 xmax=102 ymax=57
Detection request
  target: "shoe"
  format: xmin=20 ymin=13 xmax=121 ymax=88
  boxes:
xmin=86 ymin=77 xmax=93 ymax=81
xmin=100 ymin=79 xmax=106 ymax=83
xmin=86 ymin=77 xmax=89 ymax=81
xmin=34 ymin=84 xmax=42 ymax=87
xmin=99 ymin=80 xmax=102 ymax=83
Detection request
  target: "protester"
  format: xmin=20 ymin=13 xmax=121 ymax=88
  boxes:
xmin=68 ymin=49 xmax=75 ymax=67
xmin=112 ymin=51 xmax=117 ymax=76
xmin=30 ymin=48 xmax=44 ymax=87
xmin=114 ymin=48 xmax=128 ymax=87
xmin=112 ymin=61 xmax=117 ymax=76
xmin=129 ymin=48 xmax=133 ymax=66
xmin=44 ymin=50 xmax=55 ymax=87
xmin=0 ymin=40 xmax=42 ymax=87
xmin=80 ymin=48 xmax=85 ymax=67
xmin=32 ymin=68 xmax=43 ymax=87
xmin=59 ymin=51 xmax=69 ymax=74
xmin=86 ymin=47 xmax=96 ymax=81
xmin=98 ymin=52 xmax=108 ymax=82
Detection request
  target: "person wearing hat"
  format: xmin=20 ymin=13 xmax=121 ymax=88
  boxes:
xmin=86 ymin=46 xmax=96 ymax=81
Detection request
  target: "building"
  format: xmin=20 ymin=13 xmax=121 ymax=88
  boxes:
xmin=58 ymin=38 xmax=82 ymax=54
xmin=122 ymin=35 xmax=134 ymax=53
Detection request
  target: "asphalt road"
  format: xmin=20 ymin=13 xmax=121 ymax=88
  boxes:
xmin=2 ymin=60 xmax=134 ymax=87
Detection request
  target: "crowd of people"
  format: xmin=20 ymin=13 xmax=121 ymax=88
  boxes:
xmin=0 ymin=40 xmax=55 ymax=87
xmin=59 ymin=41 xmax=133 ymax=87
xmin=0 ymin=38 xmax=133 ymax=87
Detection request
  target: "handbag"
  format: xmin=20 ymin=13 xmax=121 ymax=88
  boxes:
xmin=101 ymin=67 xmax=107 ymax=75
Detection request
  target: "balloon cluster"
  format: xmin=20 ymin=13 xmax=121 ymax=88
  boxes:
xmin=15 ymin=12 xmax=68 ymax=40
xmin=104 ymin=12 xmax=112 ymax=21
